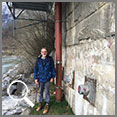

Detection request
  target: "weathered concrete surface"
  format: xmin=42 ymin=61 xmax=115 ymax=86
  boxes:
xmin=62 ymin=2 xmax=115 ymax=46
xmin=61 ymin=2 xmax=115 ymax=115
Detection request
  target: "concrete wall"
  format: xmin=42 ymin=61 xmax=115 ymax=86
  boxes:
xmin=61 ymin=2 xmax=115 ymax=115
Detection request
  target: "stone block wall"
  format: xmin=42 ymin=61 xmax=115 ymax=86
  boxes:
xmin=61 ymin=2 xmax=115 ymax=115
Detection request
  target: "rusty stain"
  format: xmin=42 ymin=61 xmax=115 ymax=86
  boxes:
xmin=107 ymin=41 xmax=112 ymax=48
xmin=69 ymin=70 xmax=75 ymax=89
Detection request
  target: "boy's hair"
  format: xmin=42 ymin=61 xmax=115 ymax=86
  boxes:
xmin=41 ymin=47 xmax=48 ymax=52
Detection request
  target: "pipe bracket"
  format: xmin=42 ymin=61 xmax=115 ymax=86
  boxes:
xmin=56 ymin=61 xmax=62 ymax=64
xmin=56 ymin=19 xmax=62 ymax=22
xmin=56 ymin=86 xmax=63 ymax=89
xmin=56 ymin=20 xmax=67 ymax=22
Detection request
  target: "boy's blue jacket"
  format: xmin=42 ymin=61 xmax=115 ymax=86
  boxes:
xmin=34 ymin=55 xmax=56 ymax=82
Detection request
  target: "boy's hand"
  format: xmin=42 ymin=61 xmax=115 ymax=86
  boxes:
xmin=50 ymin=78 xmax=54 ymax=83
xmin=35 ymin=79 xmax=38 ymax=85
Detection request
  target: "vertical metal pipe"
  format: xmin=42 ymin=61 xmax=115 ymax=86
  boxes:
xmin=56 ymin=2 xmax=62 ymax=102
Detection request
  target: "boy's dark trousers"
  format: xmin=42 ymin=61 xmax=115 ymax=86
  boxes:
xmin=38 ymin=81 xmax=50 ymax=104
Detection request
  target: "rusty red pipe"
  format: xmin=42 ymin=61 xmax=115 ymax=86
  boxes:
xmin=56 ymin=2 xmax=62 ymax=102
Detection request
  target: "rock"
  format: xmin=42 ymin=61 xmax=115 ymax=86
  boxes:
xmin=2 ymin=96 xmax=19 ymax=115
xmin=20 ymin=108 xmax=31 ymax=115
xmin=2 ymin=96 xmax=29 ymax=115
xmin=15 ymin=74 xmax=23 ymax=80
xmin=10 ymin=84 xmax=17 ymax=94
xmin=5 ymin=110 xmax=16 ymax=115
xmin=7 ymin=64 xmax=19 ymax=77
xmin=18 ymin=100 xmax=29 ymax=107
xmin=2 ymin=76 xmax=12 ymax=93
xmin=5 ymin=108 xmax=22 ymax=115
xmin=2 ymin=64 xmax=36 ymax=115
xmin=15 ymin=108 xmax=22 ymax=115
xmin=2 ymin=91 xmax=8 ymax=96
xmin=2 ymin=64 xmax=20 ymax=91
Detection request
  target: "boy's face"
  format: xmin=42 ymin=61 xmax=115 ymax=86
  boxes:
xmin=41 ymin=48 xmax=47 ymax=57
